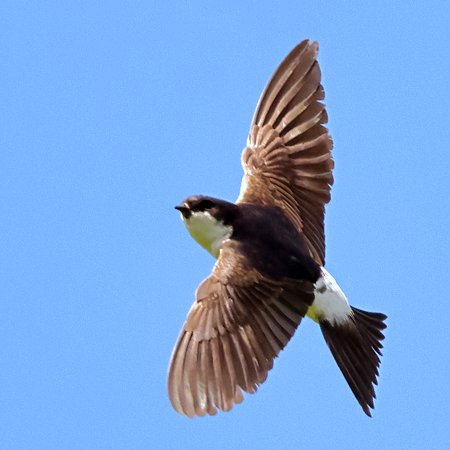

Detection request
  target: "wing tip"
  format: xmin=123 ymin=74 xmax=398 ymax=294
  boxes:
xmin=288 ymin=39 xmax=319 ymax=64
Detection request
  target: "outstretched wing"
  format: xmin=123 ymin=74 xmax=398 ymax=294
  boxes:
xmin=238 ymin=40 xmax=333 ymax=265
xmin=168 ymin=241 xmax=314 ymax=417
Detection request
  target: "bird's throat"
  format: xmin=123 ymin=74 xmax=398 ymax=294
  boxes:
xmin=183 ymin=211 xmax=232 ymax=258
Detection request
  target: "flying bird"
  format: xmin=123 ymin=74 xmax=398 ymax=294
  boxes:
xmin=169 ymin=40 xmax=387 ymax=417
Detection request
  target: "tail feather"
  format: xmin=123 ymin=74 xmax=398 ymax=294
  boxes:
xmin=320 ymin=306 xmax=387 ymax=417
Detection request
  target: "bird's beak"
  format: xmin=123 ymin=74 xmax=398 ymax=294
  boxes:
xmin=175 ymin=204 xmax=192 ymax=219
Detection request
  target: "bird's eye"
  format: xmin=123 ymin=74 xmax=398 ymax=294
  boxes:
xmin=197 ymin=199 xmax=215 ymax=211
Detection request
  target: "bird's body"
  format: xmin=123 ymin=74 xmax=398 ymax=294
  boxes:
xmin=183 ymin=198 xmax=320 ymax=281
xmin=169 ymin=40 xmax=387 ymax=418
xmin=179 ymin=197 xmax=352 ymax=336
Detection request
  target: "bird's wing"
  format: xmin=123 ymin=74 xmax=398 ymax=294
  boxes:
xmin=238 ymin=40 xmax=333 ymax=265
xmin=168 ymin=241 xmax=314 ymax=417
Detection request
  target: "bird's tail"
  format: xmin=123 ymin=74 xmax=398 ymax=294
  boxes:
xmin=319 ymin=306 xmax=387 ymax=416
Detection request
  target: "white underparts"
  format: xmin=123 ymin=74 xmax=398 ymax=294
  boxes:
xmin=307 ymin=267 xmax=353 ymax=326
xmin=182 ymin=211 xmax=232 ymax=258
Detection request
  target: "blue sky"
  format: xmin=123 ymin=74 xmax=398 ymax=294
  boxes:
xmin=2 ymin=1 xmax=449 ymax=449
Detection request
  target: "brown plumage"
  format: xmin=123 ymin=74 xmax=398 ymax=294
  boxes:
xmin=169 ymin=39 xmax=386 ymax=418
xmin=239 ymin=40 xmax=333 ymax=265
xmin=168 ymin=242 xmax=315 ymax=417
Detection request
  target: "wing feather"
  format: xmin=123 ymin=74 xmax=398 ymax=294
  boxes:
xmin=238 ymin=40 xmax=333 ymax=264
xmin=168 ymin=242 xmax=314 ymax=416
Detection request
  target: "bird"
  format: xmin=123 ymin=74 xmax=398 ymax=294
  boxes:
xmin=168 ymin=39 xmax=387 ymax=418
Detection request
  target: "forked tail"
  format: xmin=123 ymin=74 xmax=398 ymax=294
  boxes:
xmin=320 ymin=306 xmax=387 ymax=416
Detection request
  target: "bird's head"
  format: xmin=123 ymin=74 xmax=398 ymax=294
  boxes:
xmin=175 ymin=196 xmax=237 ymax=258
